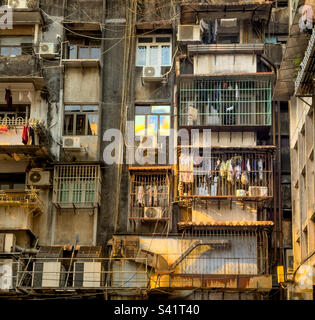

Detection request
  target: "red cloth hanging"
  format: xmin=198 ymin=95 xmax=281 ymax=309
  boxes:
xmin=22 ymin=126 xmax=29 ymax=145
xmin=5 ymin=89 xmax=12 ymax=107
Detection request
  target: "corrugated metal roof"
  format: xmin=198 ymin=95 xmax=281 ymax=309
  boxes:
xmin=178 ymin=221 xmax=274 ymax=227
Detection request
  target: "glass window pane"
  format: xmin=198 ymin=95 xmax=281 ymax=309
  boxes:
xmin=161 ymin=45 xmax=170 ymax=65
xmin=0 ymin=47 xmax=10 ymax=56
xmin=76 ymin=115 xmax=86 ymax=135
xmin=11 ymin=47 xmax=22 ymax=56
xmin=69 ymin=45 xmax=77 ymax=59
xmin=152 ymin=105 xmax=170 ymax=114
xmin=85 ymin=183 xmax=95 ymax=202
xmin=136 ymin=46 xmax=146 ymax=66
xmin=73 ymin=183 xmax=82 ymax=203
xmin=135 ymin=106 xmax=151 ymax=115
xmin=64 ymin=114 xmax=74 ymax=135
xmin=138 ymin=37 xmax=153 ymax=43
xmin=156 ymin=37 xmax=171 ymax=43
xmin=87 ymin=114 xmax=98 ymax=135
xmin=78 ymin=47 xmax=89 ymax=59
xmin=147 ymin=115 xmax=158 ymax=136
xmin=60 ymin=183 xmax=70 ymax=203
xmin=65 ymin=105 xmax=80 ymax=112
xmin=135 ymin=115 xmax=146 ymax=136
xmin=82 ymin=105 xmax=99 ymax=112
xmin=91 ymin=47 xmax=101 ymax=59
xmin=160 ymin=115 xmax=170 ymax=136
xmin=149 ymin=46 xmax=159 ymax=66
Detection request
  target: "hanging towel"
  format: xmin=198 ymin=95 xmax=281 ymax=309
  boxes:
xmin=22 ymin=126 xmax=29 ymax=145
xmin=153 ymin=185 xmax=158 ymax=207
xmin=5 ymin=89 xmax=12 ymax=107
xmin=27 ymin=91 xmax=33 ymax=103
xmin=147 ymin=185 xmax=152 ymax=207
xmin=137 ymin=185 xmax=145 ymax=206
xmin=258 ymin=158 xmax=263 ymax=181
xmin=29 ymin=126 xmax=35 ymax=145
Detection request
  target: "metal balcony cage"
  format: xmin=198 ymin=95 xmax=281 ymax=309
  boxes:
xmin=129 ymin=169 xmax=171 ymax=221
xmin=177 ymin=147 xmax=273 ymax=200
xmin=179 ymin=78 xmax=272 ymax=127
xmin=53 ymin=165 xmax=101 ymax=208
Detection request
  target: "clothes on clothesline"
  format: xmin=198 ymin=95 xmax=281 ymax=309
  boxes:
xmin=5 ymin=89 xmax=12 ymax=108
xmin=22 ymin=126 xmax=35 ymax=145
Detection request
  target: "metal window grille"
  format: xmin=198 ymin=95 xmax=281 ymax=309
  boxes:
xmin=178 ymin=148 xmax=273 ymax=199
xmin=53 ymin=165 xmax=101 ymax=206
xmin=179 ymin=78 xmax=272 ymax=126
xmin=130 ymin=171 xmax=171 ymax=220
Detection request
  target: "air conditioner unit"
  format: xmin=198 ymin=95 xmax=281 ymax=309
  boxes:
xmin=144 ymin=207 xmax=163 ymax=219
xmin=32 ymin=262 xmax=66 ymax=288
xmin=63 ymin=137 xmax=81 ymax=149
xmin=0 ymin=234 xmax=16 ymax=253
xmin=27 ymin=169 xmax=51 ymax=187
xmin=177 ymin=25 xmax=201 ymax=41
xmin=0 ymin=259 xmax=22 ymax=290
xmin=38 ymin=42 xmax=56 ymax=57
xmin=73 ymin=262 xmax=103 ymax=288
xmin=7 ymin=0 xmax=28 ymax=9
xmin=142 ymin=66 xmax=161 ymax=78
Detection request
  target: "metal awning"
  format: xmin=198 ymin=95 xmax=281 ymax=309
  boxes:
xmin=295 ymin=27 xmax=315 ymax=96
xmin=187 ymin=43 xmax=265 ymax=55
xmin=180 ymin=1 xmax=272 ymax=24
xmin=0 ymin=10 xmax=43 ymax=26
xmin=273 ymin=0 xmax=311 ymax=101
xmin=0 ymin=145 xmax=51 ymax=161
xmin=178 ymin=72 xmax=274 ymax=80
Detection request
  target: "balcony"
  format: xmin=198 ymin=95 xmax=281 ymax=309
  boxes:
xmin=129 ymin=167 xmax=172 ymax=223
xmin=177 ymin=146 xmax=275 ymax=202
xmin=0 ymin=117 xmax=50 ymax=160
xmin=178 ymin=75 xmax=272 ymax=129
xmin=0 ymin=0 xmax=43 ymax=26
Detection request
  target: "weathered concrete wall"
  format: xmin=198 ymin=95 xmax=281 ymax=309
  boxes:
xmin=53 ymin=209 xmax=96 ymax=245
xmin=0 ymin=207 xmax=33 ymax=233
xmin=0 ymin=56 xmax=40 ymax=77
xmin=64 ymin=68 xmax=99 ymax=103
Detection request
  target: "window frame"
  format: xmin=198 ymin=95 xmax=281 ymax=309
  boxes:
xmin=68 ymin=44 xmax=101 ymax=60
xmin=135 ymin=105 xmax=171 ymax=138
xmin=136 ymin=35 xmax=172 ymax=67
xmin=63 ymin=104 xmax=99 ymax=136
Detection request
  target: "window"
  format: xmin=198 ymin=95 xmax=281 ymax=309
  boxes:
xmin=64 ymin=105 xmax=99 ymax=136
xmin=136 ymin=36 xmax=171 ymax=67
xmin=0 ymin=105 xmax=28 ymax=123
xmin=135 ymin=105 xmax=171 ymax=137
xmin=0 ymin=173 xmax=25 ymax=190
xmin=53 ymin=165 xmax=101 ymax=206
xmin=0 ymin=36 xmax=33 ymax=56
xmin=69 ymin=45 xmax=101 ymax=59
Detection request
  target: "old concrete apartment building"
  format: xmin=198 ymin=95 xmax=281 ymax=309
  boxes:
xmin=275 ymin=0 xmax=315 ymax=300
xmin=0 ymin=0 xmax=302 ymax=300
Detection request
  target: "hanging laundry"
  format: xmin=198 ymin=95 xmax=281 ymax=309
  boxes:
xmin=153 ymin=185 xmax=158 ymax=207
xmin=213 ymin=19 xmax=218 ymax=42
xmin=0 ymin=125 xmax=8 ymax=133
xmin=200 ymin=18 xmax=209 ymax=32
xmin=147 ymin=185 xmax=152 ymax=207
xmin=27 ymin=91 xmax=33 ymax=103
xmin=22 ymin=126 xmax=29 ymax=145
xmin=258 ymin=158 xmax=263 ymax=181
xmin=235 ymin=161 xmax=241 ymax=181
xmin=235 ymin=83 xmax=239 ymax=100
xmin=246 ymin=159 xmax=251 ymax=171
xmin=19 ymin=91 xmax=23 ymax=101
xmin=29 ymin=126 xmax=35 ymax=145
xmin=5 ymin=89 xmax=12 ymax=107
xmin=179 ymin=154 xmax=194 ymax=183
xmin=227 ymin=160 xmax=234 ymax=184
xmin=137 ymin=185 xmax=145 ymax=206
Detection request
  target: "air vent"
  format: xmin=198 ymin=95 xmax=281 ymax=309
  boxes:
xmin=177 ymin=25 xmax=201 ymax=41
xmin=63 ymin=137 xmax=81 ymax=149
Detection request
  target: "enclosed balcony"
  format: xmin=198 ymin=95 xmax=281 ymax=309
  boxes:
xmin=177 ymin=146 xmax=275 ymax=201
xmin=129 ymin=167 xmax=172 ymax=223
xmin=178 ymin=75 xmax=272 ymax=129
xmin=53 ymin=165 xmax=101 ymax=209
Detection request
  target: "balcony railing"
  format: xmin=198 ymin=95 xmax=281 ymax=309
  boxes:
xmin=129 ymin=169 xmax=172 ymax=221
xmin=177 ymin=147 xmax=274 ymax=200
xmin=179 ymin=77 xmax=272 ymax=127
xmin=0 ymin=189 xmax=44 ymax=215
xmin=13 ymin=257 xmax=148 ymax=290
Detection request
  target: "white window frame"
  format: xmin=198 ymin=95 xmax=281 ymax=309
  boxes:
xmin=136 ymin=35 xmax=172 ymax=67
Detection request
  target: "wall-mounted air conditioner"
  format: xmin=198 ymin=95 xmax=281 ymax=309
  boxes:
xmin=177 ymin=25 xmax=201 ymax=41
xmin=0 ymin=234 xmax=16 ymax=253
xmin=144 ymin=207 xmax=163 ymax=219
xmin=27 ymin=169 xmax=51 ymax=187
xmin=73 ymin=262 xmax=103 ymax=288
xmin=32 ymin=262 xmax=66 ymax=288
xmin=38 ymin=43 xmax=56 ymax=58
xmin=0 ymin=259 xmax=23 ymax=290
xmin=7 ymin=0 xmax=28 ymax=9
xmin=142 ymin=66 xmax=161 ymax=78
xmin=63 ymin=137 xmax=81 ymax=149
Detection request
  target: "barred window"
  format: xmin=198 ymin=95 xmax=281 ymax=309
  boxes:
xmin=53 ymin=165 xmax=101 ymax=207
